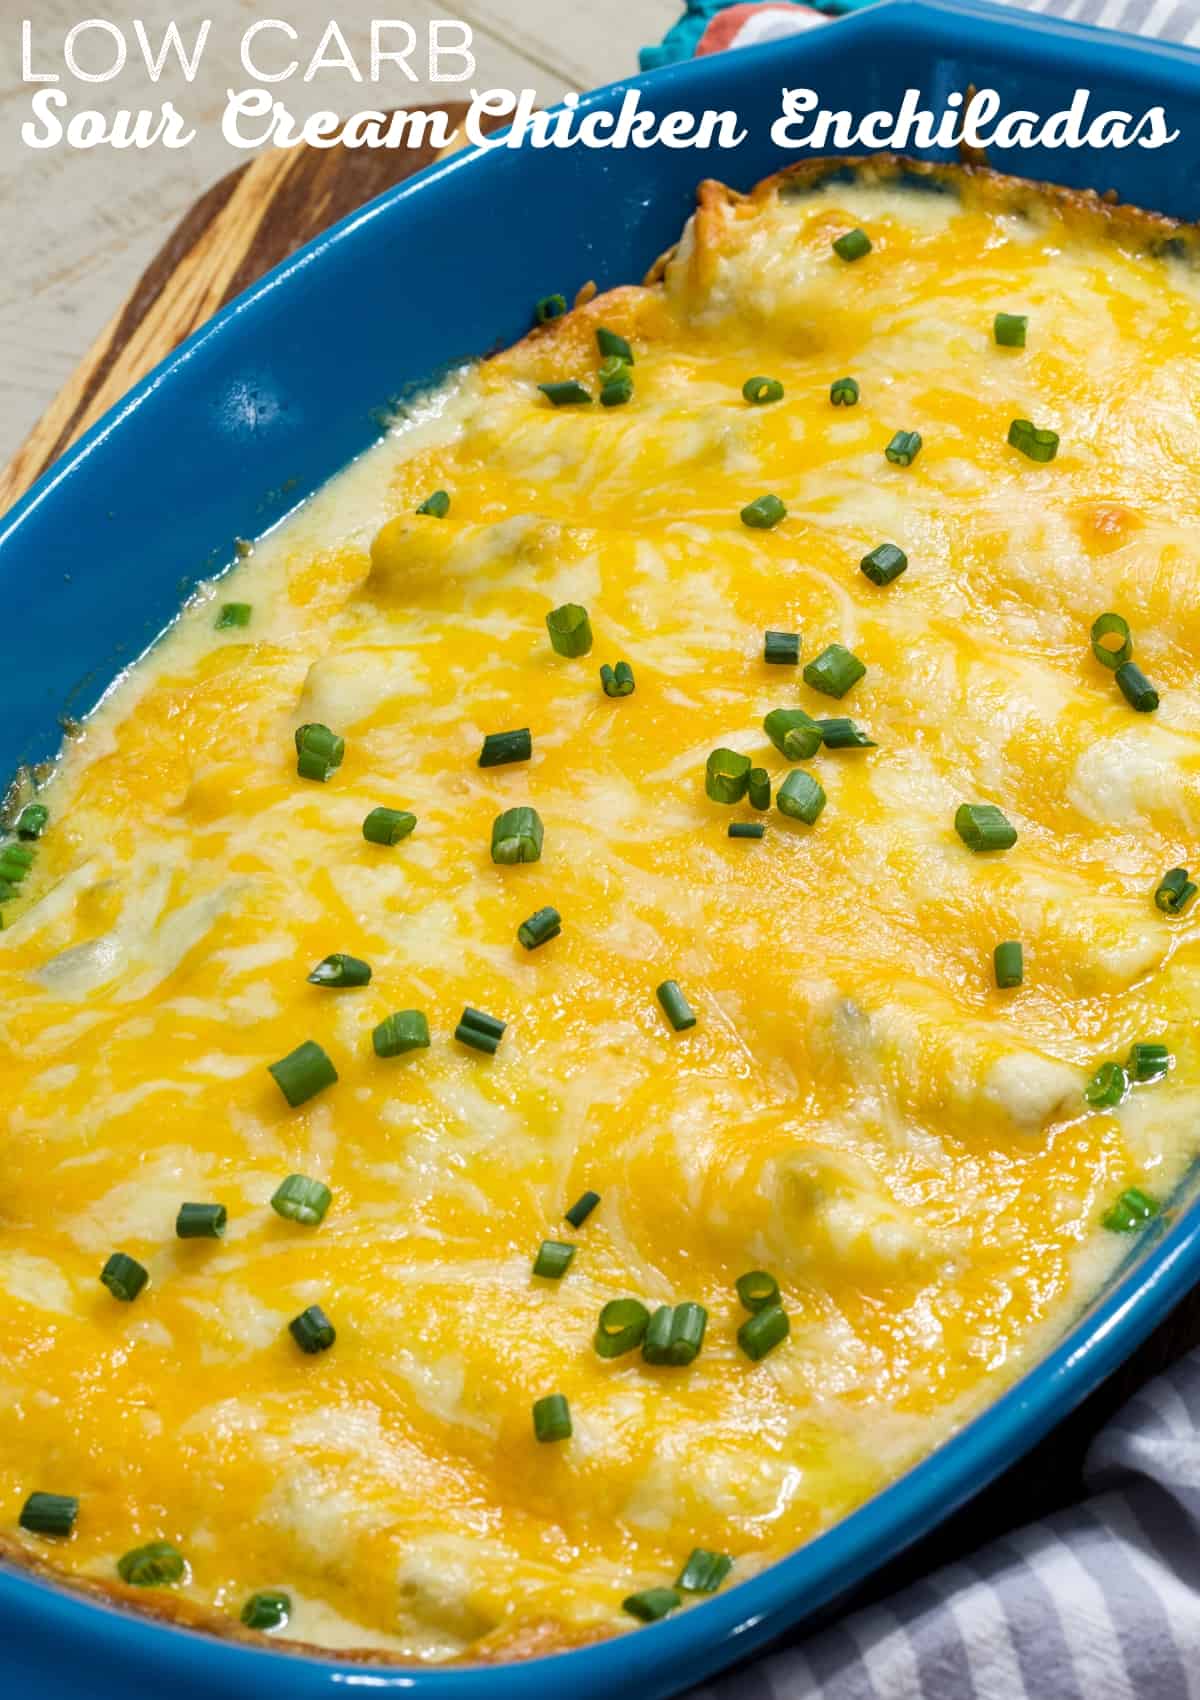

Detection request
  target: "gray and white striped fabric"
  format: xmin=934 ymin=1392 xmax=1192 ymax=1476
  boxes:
xmin=1012 ymin=0 xmax=1200 ymax=46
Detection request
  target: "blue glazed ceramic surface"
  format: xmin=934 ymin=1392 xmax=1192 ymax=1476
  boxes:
xmin=3 ymin=3 xmax=1199 ymax=1693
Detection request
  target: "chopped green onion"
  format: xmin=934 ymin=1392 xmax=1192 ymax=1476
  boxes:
xmin=764 ymin=708 xmax=821 ymax=760
xmin=819 ymin=718 xmax=874 ymax=749
xmin=860 ymin=543 xmax=908 ymax=587
xmin=479 ymin=728 xmax=532 ymax=768
xmin=268 ymin=1039 xmax=338 ymax=1107
xmin=456 ymin=1006 xmax=506 ymax=1055
xmin=534 ymin=294 xmax=567 ymax=324
xmin=546 ymin=603 xmax=593 ymax=657
xmin=677 ymin=1549 xmax=732 ymax=1594
xmin=748 ymin=767 xmax=771 ymax=809
xmin=833 ymin=228 xmax=871 ymax=261
xmin=594 ymin=1297 xmax=650 ymax=1357
xmin=532 ymin=1393 xmax=572 ymax=1442
xmin=1129 ymin=1042 xmax=1171 ymax=1083
xmin=294 ymin=722 xmax=344 ymax=782
xmin=735 ymin=1270 xmax=779 ymax=1312
xmin=1086 ymin=1060 xmax=1129 ymax=1109
xmin=803 ymin=643 xmax=865 ymax=699
xmin=539 ymin=380 xmax=591 ymax=407
xmin=289 ymin=1304 xmax=336 ymax=1354
xmin=597 ymin=327 xmax=633 ymax=363
xmin=1102 ymin=1186 xmax=1159 ymax=1233
xmin=216 ymin=602 xmax=252 ymax=628
xmin=764 ymin=631 xmax=800 ymax=665
xmin=0 ymin=845 xmax=34 ymax=877
xmin=362 ymin=807 xmax=416 ymax=845
xmin=0 ymin=879 xmax=18 ymax=903
xmin=372 ymin=1010 xmax=430 ymax=1058
xmin=728 ymin=822 xmax=765 ymax=840
xmin=993 ymin=312 xmax=1028 ymax=348
xmin=993 ymin=941 xmax=1023 ymax=988
xmin=270 ymin=1174 xmax=332 ymax=1225
xmin=706 ymin=748 xmax=751 ymax=804
xmin=600 ymin=660 xmax=635 ymax=697
xmin=601 ymin=376 xmax=634 ymax=408
xmin=491 ymin=805 xmax=544 ymax=865
xmin=1090 ymin=613 xmax=1132 ymax=669
xmin=518 ymin=906 xmax=562 ymax=950
xmin=954 ymin=803 xmax=1017 ymax=853
xmin=885 ymin=430 xmax=922 ymax=467
xmin=1115 ymin=661 xmax=1159 ymax=713
xmin=308 ymin=953 xmax=371 ymax=988
xmin=642 ymin=1301 xmax=707 ymax=1365
xmin=175 ymin=1202 xmax=226 ymax=1240
xmin=20 ymin=1492 xmax=78 ymax=1536
xmin=598 ymin=356 xmax=631 ymax=387
xmin=1007 ymin=418 xmax=1059 ymax=462
xmin=241 ymin=1590 xmax=291 ymax=1631
xmin=118 ymin=1541 xmax=185 ymax=1587
xmin=100 ymin=1252 xmax=147 ymax=1303
xmin=416 ymin=490 xmax=450 ymax=518
xmin=565 ymin=1190 xmax=600 ymax=1227
xmin=830 ymin=376 xmax=859 ymax=407
xmin=623 ymin=1588 xmax=681 ymax=1623
xmin=1154 ymin=867 xmax=1198 ymax=915
xmin=16 ymin=804 xmax=48 ymax=840
xmin=657 ymin=979 xmax=696 ymax=1031
xmin=743 ymin=376 xmax=784 ymax=405
xmin=533 ymin=1240 xmax=575 ymax=1279
xmin=741 ymin=494 xmax=787 ymax=529
xmin=738 ymin=1303 xmax=790 ymax=1361
xmin=776 ymin=770 xmax=826 ymax=825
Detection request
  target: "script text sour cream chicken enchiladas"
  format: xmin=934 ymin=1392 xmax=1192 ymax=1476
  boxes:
xmin=3 ymin=155 xmax=1200 ymax=1662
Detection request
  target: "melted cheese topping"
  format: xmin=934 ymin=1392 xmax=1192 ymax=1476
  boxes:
xmin=5 ymin=159 xmax=1200 ymax=1660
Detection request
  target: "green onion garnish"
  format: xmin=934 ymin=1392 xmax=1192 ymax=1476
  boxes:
xmin=294 ymin=722 xmax=344 ymax=782
xmin=373 ymin=1010 xmax=430 ymax=1057
xmin=1090 ymin=613 xmax=1132 ymax=669
xmin=729 ymin=822 xmax=765 ymax=840
xmin=954 ymin=803 xmax=1017 ymax=853
xmin=600 ymin=660 xmax=635 ymax=697
xmin=118 ymin=1541 xmax=185 ymax=1587
xmin=100 ymin=1252 xmax=147 ymax=1303
xmin=270 ymin=1174 xmax=332 ymax=1225
xmin=16 ymin=804 xmax=48 ymax=840
xmin=241 ymin=1591 xmax=291 ymax=1631
xmin=738 ymin=1303 xmax=790 ymax=1361
xmin=491 ymin=805 xmax=544 ymax=865
xmin=1008 ymin=418 xmax=1059 ymax=462
xmin=1115 ymin=661 xmax=1159 ymax=713
xmin=289 ymin=1304 xmax=336 ymax=1354
xmin=819 ymin=718 xmax=874 ymax=749
xmin=1155 ymin=867 xmax=1198 ymax=915
xmin=456 ymin=1006 xmax=506 ymax=1055
xmin=993 ymin=941 xmax=1023 ymax=988
xmin=19 ymin=1492 xmax=78 ymax=1537
xmin=362 ymin=807 xmax=416 ymax=845
xmin=1129 ymin=1042 xmax=1171 ymax=1083
xmin=0 ymin=845 xmax=34 ymax=879
xmin=748 ymin=767 xmax=771 ymax=809
xmin=741 ymin=494 xmax=787 ymax=529
xmin=860 ymin=543 xmax=908 ymax=586
xmin=539 ymin=380 xmax=591 ymax=407
xmin=534 ymin=294 xmax=567 ymax=324
xmin=546 ymin=603 xmax=593 ymax=657
xmin=885 ymin=430 xmax=922 ymax=467
xmin=598 ymin=355 xmax=631 ymax=387
xmin=597 ymin=327 xmax=633 ymax=363
xmin=268 ymin=1040 xmax=338 ymax=1107
xmin=830 ymin=376 xmax=859 ymax=407
xmin=532 ymin=1393 xmax=572 ymax=1442
xmin=764 ymin=630 xmax=800 ymax=665
xmin=677 ymin=1549 xmax=733 ymax=1594
xmin=776 ymin=770 xmax=826 ymax=825
xmin=657 ymin=979 xmax=696 ymax=1031
xmin=803 ymin=643 xmax=865 ymax=699
xmin=706 ymin=748 xmax=751 ymax=804
xmin=216 ymin=602 xmax=252 ymax=628
xmin=833 ymin=228 xmax=871 ymax=261
xmin=743 ymin=376 xmax=784 ymax=405
xmin=994 ymin=312 xmax=1028 ymax=348
xmin=764 ymin=708 xmax=821 ymax=760
xmin=518 ymin=906 xmax=562 ymax=950
xmin=735 ymin=1270 xmax=779 ymax=1312
xmin=623 ymin=1588 xmax=681 ymax=1623
xmin=1102 ymin=1186 xmax=1159 ymax=1233
xmin=308 ymin=953 xmax=371 ymax=988
xmin=1086 ymin=1060 xmax=1129 ymax=1109
xmin=594 ymin=1297 xmax=650 ymax=1357
xmin=479 ymin=728 xmax=532 ymax=768
xmin=601 ymin=376 xmax=634 ymax=408
xmin=175 ymin=1203 xmax=226 ymax=1240
xmin=416 ymin=490 xmax=450 ymax=518
xmin=533 ymin=1240 xmax=575 ymax=1279
xmin=565 ymin=1190 xmax=600 ymax=1227
xmin=642 ymin=1302 xmax=707 ymax=1366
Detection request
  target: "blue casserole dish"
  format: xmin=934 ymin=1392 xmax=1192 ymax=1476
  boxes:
xmin=3 ymin=0 xmax=1200 ymax=1692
